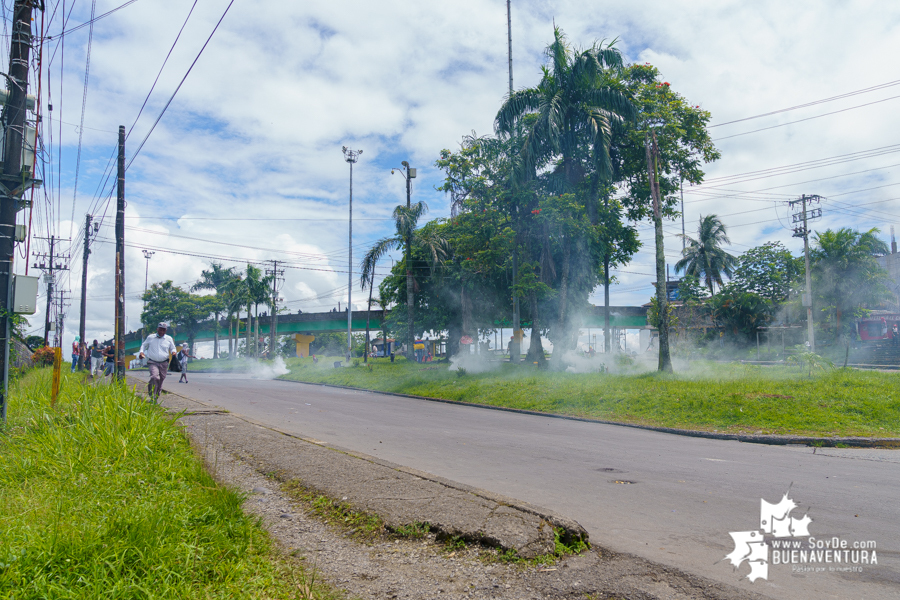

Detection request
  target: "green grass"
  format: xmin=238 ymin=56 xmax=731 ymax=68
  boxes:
xmin=0 ymin=369 xmax=342 ymax=600
xmin=278 ymin=357 xmax=900 ymax=438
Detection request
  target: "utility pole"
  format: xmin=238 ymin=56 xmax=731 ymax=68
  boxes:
xmin=790 ymin=194 xmax=823 ymax=353
xmin=507 ymin=0 xmax=520 ymax=363
xmin=391 ymin=161 xmax=417 ymax=361
xmin=342 ymin=146 xmax=362 ymax=363
xmin=115 ymin=125 xmax=125 ymax=379
xmin=78 ymin=214 xmax=92 ymax=369
xmin=54 ymin=290 xmax=71 ymax=348
xmin=33 ymin=235 xmax=68 ymax=346
xmin=0 ymin=0 xmax=40 ymax=422
xmin=265 ymin=260 xmax=284 ymax=359
xmin=647 ymin=131 xmax=672 ymax=373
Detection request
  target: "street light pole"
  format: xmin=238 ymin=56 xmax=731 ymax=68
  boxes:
xmin=391 ymin=162 xmax=417 ymax=361
xmin=342 ymin=146 xmax=362 ymax=364
xmin=142 ymin=249 xmax=154 ymax=293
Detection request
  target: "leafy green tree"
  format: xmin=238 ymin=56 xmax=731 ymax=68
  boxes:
xmin=709 ymin=286 xmax=773 ymax=340
xmin=675 ymin=214 xmax=737 ymax=294
xmin=24 ymin=335 xmax=45 ymax=351
xmin=495 ymin=27 xmax=635 ymax=366
xmin=676 ymin=274 xmax=708 ymax=302
xmin=360 ymin=202 xmax=447 ymax=358
xmin=220 ymin=273 xmax=245 ymax=359
xmin=141 ymin=281 xmax=189 ymax=334
xmin=191 ymin=263 xmax=238 ymax=358
xmin=730 ymin=242 xmax=801 ymax=305
xmin=811 ymin=228 xmax=892 ymax=334
xmin=174 ymin=295 xmax=216 ymax=351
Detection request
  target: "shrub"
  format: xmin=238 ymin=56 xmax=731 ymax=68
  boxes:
xmin=31 ymin=346 xmax=55 ymax=366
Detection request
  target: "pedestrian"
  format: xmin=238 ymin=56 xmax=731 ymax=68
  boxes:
xmin=139 ymin=322 xmax=177 ymax=400
xmin=70 ymin=336 xmax=81 ymax=372
xmin=89 ymin=339 xmax=103 ymax=377
xmin=102 ymin=343 xmax=116 ymax=377
xmin=177 ymin=344 xmax=197 ymax=383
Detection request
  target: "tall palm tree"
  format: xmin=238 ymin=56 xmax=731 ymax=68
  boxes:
xmin=811 ymin=227 xmax=890 ymax=333
xmin=675 ymin=214 xmax=737 ymax=295
xmin=221 ymin=274 xmax=246 ymax=359
xmin=495 ymin=27 xmax=634 ymax=363
xmin=495 ymin=27 xmax=634 ymax=189
xmin=191 ymin=263 xmax=237 ymax=358
xmin=360 ymin=202 xmax=447 ymax=360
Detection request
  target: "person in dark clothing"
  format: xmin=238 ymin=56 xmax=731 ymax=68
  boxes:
xmin=102 ymin=344 xmax=116 ymax=377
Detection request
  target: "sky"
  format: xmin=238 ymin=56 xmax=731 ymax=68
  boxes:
xmin=9 ymin=0 xmax=900 ymax=353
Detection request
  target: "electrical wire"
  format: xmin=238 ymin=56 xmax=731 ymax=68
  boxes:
xmin=46 ymin=0 xmax=141 ymax=38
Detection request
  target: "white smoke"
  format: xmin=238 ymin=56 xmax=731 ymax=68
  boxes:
xmin=249 ymin=356 xmax=290 ymax=379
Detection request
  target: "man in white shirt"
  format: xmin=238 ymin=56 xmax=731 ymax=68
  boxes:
xmin=139 ymin=322 xmax=177 ymax=399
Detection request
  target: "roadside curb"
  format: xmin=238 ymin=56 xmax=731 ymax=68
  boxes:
xmin=128 ymin=376 xmax=590 ymax=555
xmin=275 ymin=377 xmax=900 ymax=449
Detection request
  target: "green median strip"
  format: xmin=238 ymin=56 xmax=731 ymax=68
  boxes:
xmin=0 ymin=368 xmax=344 ymax=600
xmin=277 ymin=357 xmax=900 ymax=438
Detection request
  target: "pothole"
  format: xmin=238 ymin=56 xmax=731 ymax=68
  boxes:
xmin=596 ymin=468 xmax=625 ymax=473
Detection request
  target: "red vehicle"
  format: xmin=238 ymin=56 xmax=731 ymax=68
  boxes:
xmin=857 ymin=314 xmax=900 ymax=341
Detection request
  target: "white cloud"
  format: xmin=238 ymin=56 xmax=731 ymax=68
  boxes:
xmin=14 ymin=0 xmax=900 ymax=345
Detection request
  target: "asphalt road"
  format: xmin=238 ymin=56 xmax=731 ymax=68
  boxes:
xmin=136 ymin=371 xmax=900 ymax=600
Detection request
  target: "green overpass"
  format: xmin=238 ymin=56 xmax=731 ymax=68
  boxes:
xmin=123 ymin=305 xmax=647 ymax=355
xmin=123 ymin=310 xmax=385 ymax=355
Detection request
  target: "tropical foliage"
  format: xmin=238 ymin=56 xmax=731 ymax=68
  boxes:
xmin=675 ymin=214 xmax=737 ymax=294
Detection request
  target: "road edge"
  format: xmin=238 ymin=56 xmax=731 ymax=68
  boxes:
xmin=275 ymin=377 xmax=900 ymax=449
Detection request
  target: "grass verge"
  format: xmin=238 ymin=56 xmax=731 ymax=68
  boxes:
xmin=0 ymin=369 xmax=342 ymax=599
xmin=278 ymin=357 xmax=900 ymax=438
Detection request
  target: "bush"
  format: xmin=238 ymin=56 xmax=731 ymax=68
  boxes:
xmin=31 ymin=346 xmax=55 ymax=366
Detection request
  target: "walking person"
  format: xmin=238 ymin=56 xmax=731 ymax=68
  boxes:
xmin=71 ymin=336 xmax=81 ymax=372
xmin=89 ymin=339 xmax=104 ymax=377
xmin=102 ymin=343 xmax=116 ymax=377
xmin=139 ymin=322 xmax=176 ymax=400
xmin=177 ymin=344 xmax=197 ymax=383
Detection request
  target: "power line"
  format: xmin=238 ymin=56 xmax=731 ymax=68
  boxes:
xmin=709 ymin=78 xmax=900 ymax=128
xmin=711 ymin=93 xmax=900 ymax=141
xmin=45 ymin=0 xmax=141 ymax=38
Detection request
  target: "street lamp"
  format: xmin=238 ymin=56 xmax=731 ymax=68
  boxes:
xmin=391 ymin=162 xmax=416 ymax=361
xmin=142 ymin=249 xmax=155 ymax=292
xmin=142 ymin=250 xmax=154 ymax=339
xmin=342 ymin=146 xmax=362 ymax=363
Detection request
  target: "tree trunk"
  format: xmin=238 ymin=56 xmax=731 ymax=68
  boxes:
xmin=364 ymin=271 xmax=374 ymax=363
xmin=254 ymin=304 xmax=259 ymax=357
xmin=406 ymin=242 xmax=415 ymax=361
xmin=550 ymin=236 xmax=572 ymax=370
xmin=604 ymin=254 xmax=611 ymax=353
xmin=213 ymin=312 xmax=220 ymax=359
xmin=647 ymin=132 xmax=672 ymax=373
xmin=525 ymin=291 xmax=545 ymax=365
xmin=246 ymin=305 xmax=252 ymax=359
xmin=228 ymin=317 xmax=233 ymax=358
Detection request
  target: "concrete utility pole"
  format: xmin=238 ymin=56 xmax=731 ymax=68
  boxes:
xmin=790 ymin=194 xmax=823 ymax=353
xmin=392 ymin=161 xmax=416 ymax=361
xmin=507 ymin=0 xmax=520 ymax=364
xmin=342 ymin=146 xmax=361 ymax=363
xmin=0 ymin=0 xmax=39 ymax=421
xmin=33 ymin=235 xmax=68 ymax=346
xmin=115 ymin=125 xmax=125 ymax=379
xmin=78 ymin=214 xmax=92 ymax=369
xmin=265 ymin=260 xmax=284 ymax=359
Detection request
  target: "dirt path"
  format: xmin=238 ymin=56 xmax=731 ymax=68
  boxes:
xmin=155 ymin=383 xmax=765 ymax=600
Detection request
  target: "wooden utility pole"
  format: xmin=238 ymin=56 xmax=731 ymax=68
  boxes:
xmin=78 ymin=214 xmax=92 ymax=369
xmin=115 ymin=126 xmax=125 ymax=379
xmin=646 ymin=132 xmax=672 ymax=373
xmin=0 ymin=0 xmax=37 ymax=421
